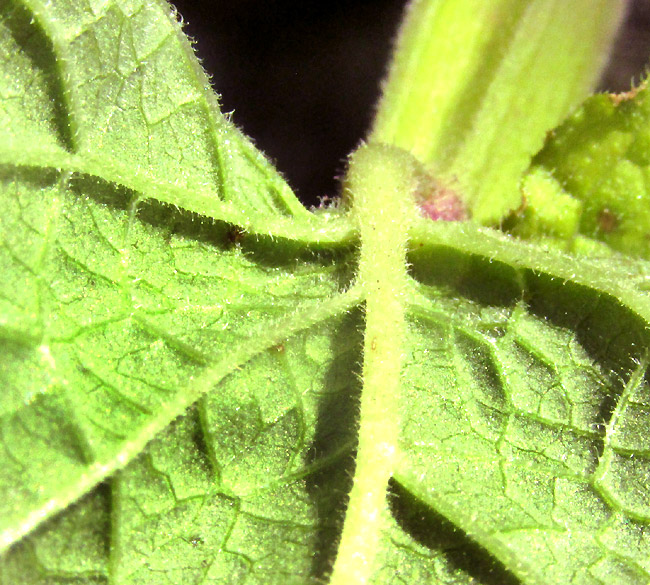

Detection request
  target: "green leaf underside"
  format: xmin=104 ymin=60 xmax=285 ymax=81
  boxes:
xmin=398 ymin=274 xmax=650 ymax=584
xmin=0 ymin=0 xmax=351 ymax=244
xmin=3 ymin=2 xmax=650 ymax=585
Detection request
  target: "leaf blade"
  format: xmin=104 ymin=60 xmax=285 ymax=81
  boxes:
xmin=397 ymin=247 xmax=650 ymax=584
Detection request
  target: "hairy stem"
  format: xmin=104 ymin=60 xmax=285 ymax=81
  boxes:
xmin=328 ymin=144 xmax=416 ymax=585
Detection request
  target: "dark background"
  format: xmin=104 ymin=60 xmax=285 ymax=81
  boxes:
xmin=171 ymin=0 xmax=650 ymax=207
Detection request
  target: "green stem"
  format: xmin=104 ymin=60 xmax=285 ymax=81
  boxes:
xmin=328 ymin=144 xmax=417 ymax=585
xmin=371 ymin=0 xmax=625 ymax=224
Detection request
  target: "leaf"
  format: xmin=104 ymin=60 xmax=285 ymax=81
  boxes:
xmin=0 ymin=0 xmax=350 ymax=243
xmin=399 ymin=247 xmax=650 ymax=584
xmin=517 ymin=82 xmax=650 ymax=258
xmin=2 ymin=1 xmax=650 ymax=585
xmin=0 ymin=1 xmax=358 ymax=581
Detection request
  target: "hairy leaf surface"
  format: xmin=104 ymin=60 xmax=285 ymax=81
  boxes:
xmin=1 ymin=1 xmax=650 ymax=585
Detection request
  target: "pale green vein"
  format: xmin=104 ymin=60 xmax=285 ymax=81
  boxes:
xmin=0 ymin=285 xmax=363 ymax=553
xmin=594 ymin=353 xmax=650 ymax=522
xmin=0 ymin=145 xmax=356 ymax=245
xmin=329 ymin=144 xmax=416 ymax=585
xmin=410 ymin=219 xmax=650 ymax=321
